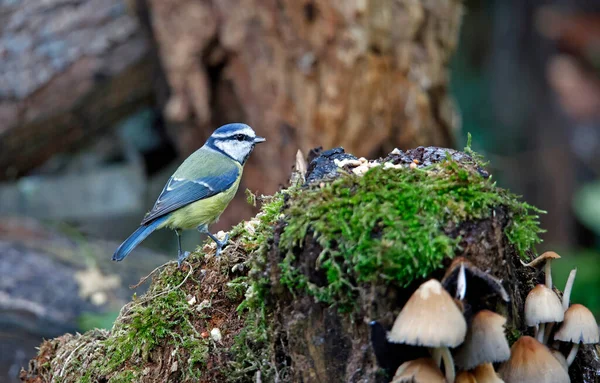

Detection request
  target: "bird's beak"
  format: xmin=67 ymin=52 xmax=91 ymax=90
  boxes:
xmin=254 ymin=136 xmax=266 ymax=143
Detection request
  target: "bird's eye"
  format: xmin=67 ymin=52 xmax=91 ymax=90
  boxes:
xmin=235 ymin=134 xmax=245 ymax=141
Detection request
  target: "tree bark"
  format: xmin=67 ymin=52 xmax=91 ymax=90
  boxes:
xmin=0 ymin=0 xmax=153 ymax=180
xmin=143 ymin=0 xmax=462 ymax=195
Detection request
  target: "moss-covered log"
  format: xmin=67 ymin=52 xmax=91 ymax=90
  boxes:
xmin=20 ymin=146 xmax=600 ymax=383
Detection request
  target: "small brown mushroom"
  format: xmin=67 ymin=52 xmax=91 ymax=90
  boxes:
xmin=541 ymin=268 xmax=579 ymax=344
xmin=498 ymin=336 xmax=570 ymax=383
xmin=391 ymin=358 xmax=446 ymax=383
xmin=524 ymin=284 xmax=564 ymax=343
xmin=554 ymin=303 xmax=600 ymax=366
xmin=521 ymin=251 xmax=561 ymax=288
xmin=456 ymin=371 xmax=477 ymax=383
xmin=455 ymin=310 xmax=510 ymax=370
xmin=551 ymin=349 xmax=569 ymax=371
xmin=473 ymin=362 xmax=504 ymax=383
xmin=388 ymin=279 xmax=467 ymax=383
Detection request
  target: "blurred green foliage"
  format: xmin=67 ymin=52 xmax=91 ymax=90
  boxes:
xmin=552 ymin=249 xmax=600 ymax=317
xmin=573 ymin=181 xmax=600 ymax=237
xmin=78 ymin=311 xmax=120 ymax=331
xmin=449 ymin=2 xmax=600 ymax=321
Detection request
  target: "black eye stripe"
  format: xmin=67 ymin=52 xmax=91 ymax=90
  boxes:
xmin=228 ymin=133 xmax=249 ymax=141
xmin=215 ymin=133 xmax=253 ymax=142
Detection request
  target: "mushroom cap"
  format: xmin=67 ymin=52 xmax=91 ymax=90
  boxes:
xmin=523 ymin=251 xmax=561 ymax=268
xmin=524 ymin=284 xmax=564 ymax=326
xmin=456 ymin=371 xmax=477 ymax=383
xmin=441 ymin=257 xmax=509 ymax=302
xmin=455 ymin=310 xmax=511 ymax=369
xmin=392 ymin=358 xmax=446 ymax=383
xmin=554 ymin=303 xmax=600 ymax=344
xmin=498 ymin=336 xmax=570 ymax=383
xmin=387 ymin=279 xmax=467 ymax=347
xmin=550 ymin=349 xmax=569 ymax=371
xmin=540 ymin=251 xmax=561 ymax=259
xmin=473 ymin=363 xmax=505 ymax=383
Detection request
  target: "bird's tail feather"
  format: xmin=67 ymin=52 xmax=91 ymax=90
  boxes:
xmin=112 ymin=216 xmax=167 ymax=261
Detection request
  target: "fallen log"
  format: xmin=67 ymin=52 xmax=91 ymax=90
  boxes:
xmin=0 ymin=0 xmax=153 ymax=180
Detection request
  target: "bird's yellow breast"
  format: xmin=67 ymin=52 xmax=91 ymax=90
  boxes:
xmin=158 ymin=175 xmax=241 ymax=230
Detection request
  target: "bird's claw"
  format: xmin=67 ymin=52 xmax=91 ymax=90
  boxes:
xmin=214 ymin=233 xmax=230 ymax=257
xmin=177 ymin=251 xmax=191 ymax=268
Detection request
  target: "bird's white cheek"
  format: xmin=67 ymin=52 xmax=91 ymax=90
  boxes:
xmin=214 ymin=140 xmax=252 ymax=163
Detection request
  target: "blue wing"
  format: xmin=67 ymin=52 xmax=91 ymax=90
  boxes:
xmin=141 ymin=167 xmax=239 ymax=225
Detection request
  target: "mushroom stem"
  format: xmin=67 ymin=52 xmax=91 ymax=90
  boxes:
xmin=543 ymin=322 xmax=554 ymax=344
xmin=431 ymin=348 xmax=442 ymax=366
xmin=545 ymin=260 xmax=553 ymax=288
xmin=562 ymin=268 xmax=577 ymax=311
xmin=440 ymin=346 xmax=456 ymax=383
xmin=537 ymin=323 xmax=546 ymax=343
xmin=566 ymin=343 xmax=580 ymax=366
xmin=456 ymin=263 xmax=466 ymax=300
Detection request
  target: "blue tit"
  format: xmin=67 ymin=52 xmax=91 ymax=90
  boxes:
xmin=113 ymin=123 xmax=265 ymax=266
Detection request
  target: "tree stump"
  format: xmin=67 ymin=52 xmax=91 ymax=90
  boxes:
xmin=18 ymin=147 xmax=600 ymax=383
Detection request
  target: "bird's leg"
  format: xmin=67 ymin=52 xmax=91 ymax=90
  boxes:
xmin=175 ymin=229 xmax=190 ymax=267
xmin=198 ymin=224 xmax=229 ymax=257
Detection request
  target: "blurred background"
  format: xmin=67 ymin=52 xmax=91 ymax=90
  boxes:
xmin=1 ymin=0 xmax=599 ymax=381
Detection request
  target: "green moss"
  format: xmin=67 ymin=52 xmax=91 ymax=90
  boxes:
xmin=49 ymin=190 xmax=288 ymax=383
xmin=279 ymin=153 xmax=544 ymax=311
xmin=506 ymin=328 xmax=522 ymax=345
xmin=54 ymin=267 xmax=211 ymax=382
xmin=240 ymin=191 xmax=287 ymax=252
xmin=227 ymin=191 xmax=290 ymax=381
xmin=109 ymin=270 xmax=209 ymax=376
xmin=109 ymin=370 xmax=139 ymax=383
xmin=228 ymin=294 xmax=274 ymax=381
xmin=81 ymin=369 xmax=94 ymax=383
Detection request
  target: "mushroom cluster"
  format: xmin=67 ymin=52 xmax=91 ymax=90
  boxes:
xmin=386 ymin=277 xmax=508 ymax=383
xmin=519 ymin=251 xmax=599 ymax=371
xmin=378 ymin=251 xmax=599 ymax=383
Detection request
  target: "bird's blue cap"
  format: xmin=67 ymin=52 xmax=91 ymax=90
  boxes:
xmin=213 ymin=123 xmax=251 ymax=135
xmin=208 ymin=123 xmax=265 ymax=143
